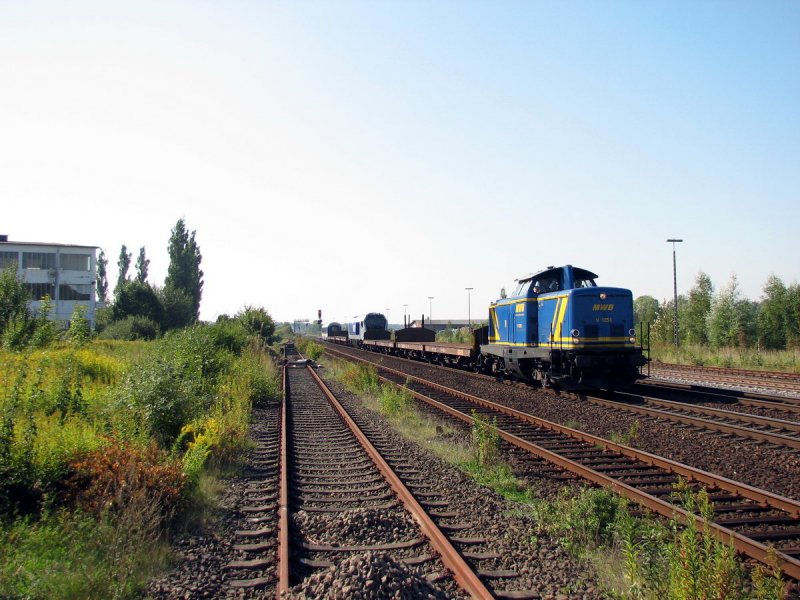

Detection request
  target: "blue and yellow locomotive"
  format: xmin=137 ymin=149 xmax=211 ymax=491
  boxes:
xmin=479 ymin=265 xmax=645 ymax=388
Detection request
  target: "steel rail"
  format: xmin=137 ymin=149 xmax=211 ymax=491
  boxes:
xmin=650 ymin=366 xmax=800 ymax=394
xmin=324 ymin=347 xmax=800 ymax=579
xmin=651 ymin=362 xmax=800 ymax=382
xmin=305 ymin=365 xmax=493 ymax=599
xmin=622 ymin=394 xmax=800 ymax=433
xmin=637 ymin=379 xmax=800 ymax=409
xmin=276 ymin=365 xmax=290 ymax=597
xmin=582 ymin=394 xmax=800 ymax=449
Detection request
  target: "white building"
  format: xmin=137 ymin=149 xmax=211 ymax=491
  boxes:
xmin=0 ymin=236 xmax=99 ymax=328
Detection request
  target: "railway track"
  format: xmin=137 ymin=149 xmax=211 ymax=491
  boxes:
xmin=324 ymin=345 xmax=800 ymax=580
xmin=333 ymin=341 xmax=800 ymax=452
xmin=637 ymin=378 xmax=800 ymax=415
xmin=278 ymin=352 xmax=546 ymax=598
xmin=221 ymin=392 xmax=282 ymax=591
xmin=650 ymin=362 xmax=800 ymax=397
xmin=587 ymin=390 xmax=800 ymax=451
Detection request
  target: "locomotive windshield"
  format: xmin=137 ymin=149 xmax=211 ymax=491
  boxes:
xmin=517 ymin=265 xmax=599 ymax=295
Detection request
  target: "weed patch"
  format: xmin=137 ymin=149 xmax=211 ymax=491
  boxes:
xmin=470 ymin=411 xmax=500 ymax=466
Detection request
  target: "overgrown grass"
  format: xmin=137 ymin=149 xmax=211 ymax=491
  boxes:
xmin=0 ymin=326 xmax=281 ymax=599
xmin=326 ymin=359 xmax=471 ymax=463
xmin=0 ymin=500 xmax=170 ymax=599
xmin=470 ymin=411 xmax=500 ymax=466
xmin=295 ymin=338 xmax=324 ymax=361
xmin=609 ymin=420 xmax=640 ymax=447
xmin=651 ymin=343 xmax=800 ymax=373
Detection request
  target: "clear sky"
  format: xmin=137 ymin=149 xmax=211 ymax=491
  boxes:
xmin=2 ymin=1 xmax=798 ymax=324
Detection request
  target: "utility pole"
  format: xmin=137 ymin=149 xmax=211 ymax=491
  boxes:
xmin=465 ymin=287 xmax=473 ymax=328
xmin=666 ymin=239 xmax=683 ymax=347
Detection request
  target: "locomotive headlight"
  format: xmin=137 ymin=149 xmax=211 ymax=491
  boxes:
xmin=571 ymin=328 xmax=580 ymax=337
xmin=629 ymin=337 xmax=637 ymax=343
xmin=628 ymin=328 xmax=636 ymax=336
xmin=599 ymin=293 xmax=607 ymax=300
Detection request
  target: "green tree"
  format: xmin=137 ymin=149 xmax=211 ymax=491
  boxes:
xmin=634 ymin=296 xmax=660 ymax=330
xmin=164 ymin=219 xmax=203 ymax=322
xmin=683 ymin=272 xmax=713 ymax=346
xmin=236 ymin=306 xmax=276 ymax=345
xmin=787 ymin=283 xmax=800 ymax=348
xmin=758 ymin=274 xmax=789 ymax=349
xmin=158 ymin=285 xmax=195 ymax=331
xmin=708 ymin=275 xmax=755 ymax=348
xmin=651 ymin=298 xmax=679 ymax=344
xmin=758 ymin=275 xmax=788 ymax=349
xmin=96 ymin=249 xmax=109 ymax=304
xmin=0 ymin=266 xmax=30 ymax=337
xmin=737 ymin=299 xmax=759 ymax=348
xmin=135 ymin=246 xmax=150 ymax=284
xmin=116 ymin=244 xmax=132 ymax=292
xmin=112 ymin=281 xmax=163 ymax=325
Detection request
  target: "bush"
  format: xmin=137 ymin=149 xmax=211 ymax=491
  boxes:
xmin=97 ymin=316 xmax=160 ymax=341
xmin=377 ymin=385 xmax=412 ymax=416
xmin=65 ymin=305 xmax=91 ymax=346
xmin=235 ymin=306 xmax=276 ymax=345
xmin=93 ymin=306 xmax=113 ymax=334
xmin=112 ymin=281 xmax=163 ymax=325
xmin=297 ymin=338 xmax=324 ymax=360
xmin=63 ymin=441 xmax=185 ymax=517
xmin=339 ymin=363 xmax=379 ymax=395
xmin=158 ymin=285 xmax=195 ymax=331
xmin=207 ymin=319 xmax=249 ymax=355
xmin=113 ymin=327 xmax=229 ymax=445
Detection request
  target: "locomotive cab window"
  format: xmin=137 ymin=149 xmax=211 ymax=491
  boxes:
xmin=572 ymin=267 xmax=599 ymax=289
xmin=538 ymin=277 xmax=560 ymax=292
xmin=513 ymin=281 xmax=531 ymax=297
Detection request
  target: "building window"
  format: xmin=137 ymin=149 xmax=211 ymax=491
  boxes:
xmin=25 ymin=283 xmax=54 ymax=300
xmin=59 ymin=283 xmax=92 ymax=301
xmin=22 ymin=252 xmax=56 ymax=270
xmin=0 ymin=251 xmax=18 ymax=269
xmin=60 ymin=254 xmax=91 ymax=271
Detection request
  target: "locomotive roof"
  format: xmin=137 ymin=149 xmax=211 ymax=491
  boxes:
xmin=516 ymin=265 xmax=599 ymax=283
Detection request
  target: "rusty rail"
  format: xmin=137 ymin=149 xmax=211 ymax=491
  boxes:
xmin=276 ymin=365 xmax=290 ymax=597
xmin=637 ymin=379 xmax=800 ymax=410
xmin=305 ymin=365 xmax=493 ymax=599
xmin=584 ymin=394 xmax=800 ymax=449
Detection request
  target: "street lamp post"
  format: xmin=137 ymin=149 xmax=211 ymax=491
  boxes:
xmin=465 ymin=287 xmax=473 ymax=328
xmin=402 ymin=304 xmax=408 ymax=327
xmin=666 ymin=239 xmax=683 ymax=347
xmin=428 ymin=296 xmax=434 ymax=323
xmin=385 ymin=307 xmax=390 ymax=329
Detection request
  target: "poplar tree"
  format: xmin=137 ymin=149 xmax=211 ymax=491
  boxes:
xmin=164 ymin=218 xmax=203 ymax=323
xmin=96 ymin=249 xmax=109 ymax=303
xmin=135 ymin=246 xmax=150 ymax=283
xmin=116 ymin=245 xmax=131 ymax=292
